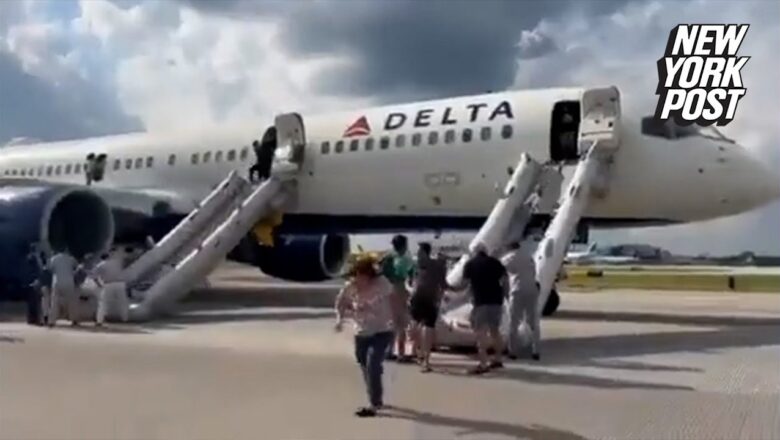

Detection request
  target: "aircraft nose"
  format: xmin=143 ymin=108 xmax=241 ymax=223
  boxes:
xmin=740 ymin=152 xmax=780 ymax=207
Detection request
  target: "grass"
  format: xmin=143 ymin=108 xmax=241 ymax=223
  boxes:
xmin=562 ymin=269 xmax=780 ymax=293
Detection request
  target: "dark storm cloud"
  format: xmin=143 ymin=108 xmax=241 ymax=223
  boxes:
xmin=0 ymin=51 xmax=142 ymax=145
xmin=179 ymin=0 xmax=634 ymax=102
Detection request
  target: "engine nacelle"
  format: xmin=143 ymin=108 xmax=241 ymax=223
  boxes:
xmin=251 ymin=234 xmax=350 ymax=282
xmin=0 ymin=183 xmax=114 ymax=295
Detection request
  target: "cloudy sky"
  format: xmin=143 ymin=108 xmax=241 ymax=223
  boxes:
xmin=1 ymin=0 xmax=778 ymax=255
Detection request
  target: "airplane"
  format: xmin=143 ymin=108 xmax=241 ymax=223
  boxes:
xmin=1 ymin=86 xmax=778 ymax=316
xmin=564 ymin=243 xmax=639 ymax=265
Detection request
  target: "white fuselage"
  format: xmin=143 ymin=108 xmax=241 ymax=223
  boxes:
xmin=1 ymin=87 xmax=778 ymax=233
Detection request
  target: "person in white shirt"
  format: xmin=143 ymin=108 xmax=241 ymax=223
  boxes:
xmin=48 ymin=250 xmax=79 ymax=327
xmin=94 ymin=252 xmax=128 ymax=325
xmin=501 ymin=240 xmax=541 ymax=361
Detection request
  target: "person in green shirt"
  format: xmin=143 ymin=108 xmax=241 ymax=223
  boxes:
xmin=380 ymin=235 xmax=415 ymax=362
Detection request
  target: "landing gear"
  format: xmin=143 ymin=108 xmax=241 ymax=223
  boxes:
xmin=542 ymin=288 xmax=560 ymax=316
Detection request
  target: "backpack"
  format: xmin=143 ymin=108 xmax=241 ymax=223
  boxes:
xmin=381 ymin=253 xmax=413 ymax=284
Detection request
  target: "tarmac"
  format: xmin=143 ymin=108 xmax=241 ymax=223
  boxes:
xmin=1 ymin=264 xmax=779 ymax=440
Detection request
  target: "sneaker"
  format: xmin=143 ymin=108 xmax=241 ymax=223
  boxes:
xmin=467 ymin=365 xmax=490 ymax=375
xmin=386 ymin=353 xmax=398 ymax=361
xmin=397 ymin=355 xmax=415 ymax=364
xmin=489 ymin=361 xmax=504 ymax=370
xmin=355 ymin=407 xmax=377 ymax=418
xmin=531 ymin=353 xmax=541 ymax=361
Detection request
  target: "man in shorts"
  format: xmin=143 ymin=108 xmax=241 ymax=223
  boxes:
xmin=462 ymin=244 xmax=508 ymax=375
xmin=409 ymin=242 xmax=449 ymax=372
xmin=380 ymin=234 xmax=415 ymax=362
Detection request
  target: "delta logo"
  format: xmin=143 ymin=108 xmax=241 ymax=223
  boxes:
xmin=344 ymin=116 xmax=371 ymax=137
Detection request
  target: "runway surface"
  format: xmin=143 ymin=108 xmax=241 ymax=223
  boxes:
xmin=1 ymin=265 xmax=779 ymax=440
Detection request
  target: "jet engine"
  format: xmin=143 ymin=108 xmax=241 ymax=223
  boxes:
xmin=0 ymin=183 xmax=114 ymax=296
xmin=235 ymin=234 xmax=350 ymax=282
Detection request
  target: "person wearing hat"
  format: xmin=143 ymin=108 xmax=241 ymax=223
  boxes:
xmin=335 ymin=256 xmax=396 ymax=418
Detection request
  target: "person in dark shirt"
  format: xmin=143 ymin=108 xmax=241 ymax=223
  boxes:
xmin=25 ymin=244 xmax=45 ymax=325
xmin=462 ymin=244 xmax=508 ymax=374
xmin=409 ymin=242 xmax=449 ymax=372
xmin=250 ymin=127 xmax=277 ymax=183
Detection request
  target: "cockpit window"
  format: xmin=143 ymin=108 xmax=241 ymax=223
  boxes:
xmin=641 ymin=116 xmax=698 ymax=139
xmin=641 ymin=116 xmax=736 ymax=143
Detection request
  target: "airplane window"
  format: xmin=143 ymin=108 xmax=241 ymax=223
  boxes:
xmin=365 ymin=137 xmax=375 ymax=151
xmin=641 ymin=116 xmax=700 ymax=140
xmin=38 ymin=166 xmax=44 ymax=176
xmin=134 ymin=158 xmax=143 ymax=169
xmin=203 ymin=151 xmax=211 ymax=163
xmin=462 ymin=128 xmax=473 ymax=143
xmin=321 ymin=141 xmax=330 ymax=154
xmin=74 ymin=164 xmax=81 ymax=174
xmin=168 ymin=154 xmax=176 ymax=166
xmin=380 ymin=136 xmax=390 ymax=150
xmin=396 ymin=135 xmax=406 ymax=148
xmin=113 ymin=159 xmax=121 ymax=170
xmin=335 ymin=140 xmax=344 ymax=154
xmin=215 ymin=151 xmax=223 ymax=162
xmin=65 ymin=164 xmax=72 ymax=174
xmin=349 ymin=139 xmax=359 ymax=152
xmin=146 ymin=156 xmax=154 ymax=168
xmin=501 ymin=124 xmax=513 ymax=139
xmin=227 ymin=150 xmax=236 ymax=161
xmin=191 ymin=153 xmax=199 ymax=165
xmin=428 ymin=131 xmax=439 ymax=145
xmin=445 ymin=129 xmax=456 ymax=144
xmin=125 ymin=158 xmax=132 ymax=170
xmin=20 ymin=169 xmax=26 ymax=176
xmin=55 ymin=165 xmax=61 ymax=175
xmin=46 ymin=166 xmax=53 ymax=176
xmin=412 ymin=133 xmax=422 ymax=147
xmin=481 ymin=127 xmax=491 ymax=141
xmin=239 ymin=147 xmax=248 ymax=161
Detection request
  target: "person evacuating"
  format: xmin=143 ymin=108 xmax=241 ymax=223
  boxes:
xmin=335 ymin=256 xmax=396 ymax=418
xmin=94 ymin=251 xmax=129 ymax=326
xmin=462 ymin=243 xmax=508 ymax=375
xmin=380 ymin=234 xmax=415 ymax=362
xmin=25 ymin=243 xmax=46 ymax=325
xmin=501 ymin=241 xmax=541 ymax=361
xmin=47 ymin=248 xmax=80 ymax=327
xmin=250 ymin=127 xmax=277 ymax=183
xmin=409 ymin=242 xmax=449 ymax=373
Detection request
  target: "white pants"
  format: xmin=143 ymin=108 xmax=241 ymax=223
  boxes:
xmin=39 ymin=286 xmax=51 ymax=324
xmin=96 ymin=282 xmax=128 ymax=324
xmin=49 ymin=280 xmax=77 ymax=324
xmin=508 ymin=287 xmax=540 ymax=355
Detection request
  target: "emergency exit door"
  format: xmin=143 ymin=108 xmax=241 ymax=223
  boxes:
xmin=579 ymin=86 xmax=621 ymax=153
xmin=273 ymin=113 xmax=306 ymax=172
